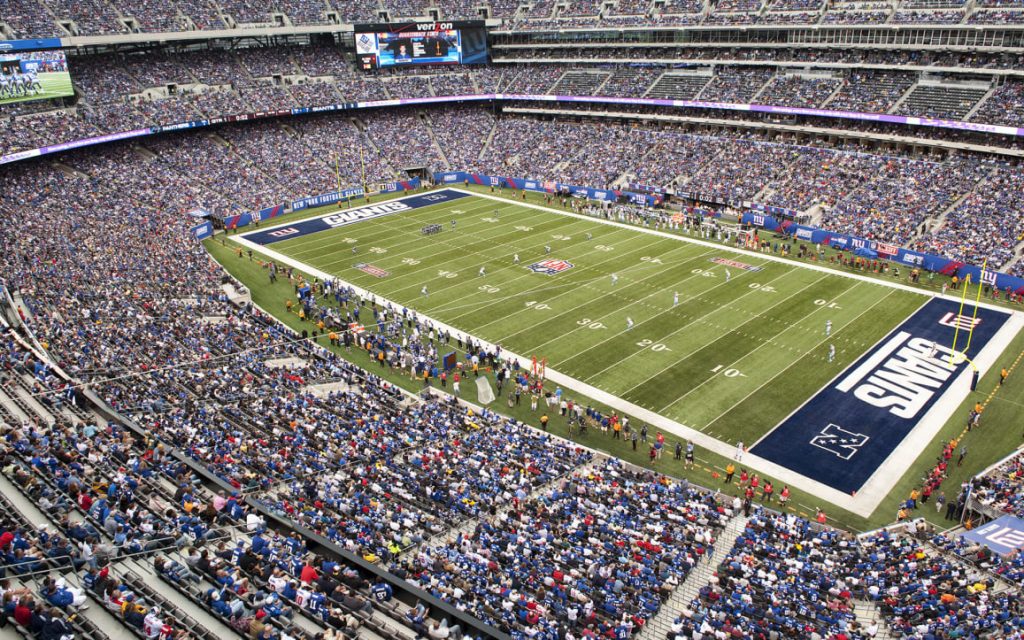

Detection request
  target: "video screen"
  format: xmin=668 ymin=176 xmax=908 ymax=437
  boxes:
xmin=0 ymin=49 xmax=73 ymax=106
xmin=355 ymin=22 xmax=488 ymax=70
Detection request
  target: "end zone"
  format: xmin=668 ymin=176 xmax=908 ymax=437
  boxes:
xmin=240 ymin=189 xmax=471 ymax=245
xmin=752 ymin=297 xmax=1015 ymax=496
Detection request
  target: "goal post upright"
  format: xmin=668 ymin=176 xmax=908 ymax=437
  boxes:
xmin=949 ymin=272 xmax=971 ymax=368
xmin=964 ymin=260 xmax=988 ymax=354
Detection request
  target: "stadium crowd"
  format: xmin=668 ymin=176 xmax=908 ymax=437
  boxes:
xmin=5 ymin=46 xmax=1024 ymax=164
xmin=2 ymin=0 xmax=1024 ymax=39
xmin=7 ymin=98 xmax=1021 ymax=272
xmin=0 ymin=91 xmax=1024 ymax=640
xmin=680 ymin=505 xmax=1024 ymax=639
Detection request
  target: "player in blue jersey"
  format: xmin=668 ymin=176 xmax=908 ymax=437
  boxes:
xmin=370 ymin=580 xmax=393 ymax=602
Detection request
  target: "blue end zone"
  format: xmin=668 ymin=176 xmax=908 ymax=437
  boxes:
xmin=751 ymin=298 xmax=1011 ymax=494
xmin=241 ymin=189 xmax=471 ymax=246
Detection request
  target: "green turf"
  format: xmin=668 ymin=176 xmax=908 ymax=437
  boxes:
xmin=206 ymin=216 xmax=1024 ymax=533
xmin=266 ymin=193 xmax=925 ymax=449
xmin=0 ymin=72 xmax=73 ymax=107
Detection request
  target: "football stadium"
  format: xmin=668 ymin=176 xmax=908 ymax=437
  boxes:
xmin=1 ymin=4 xmax=1024 ymax=640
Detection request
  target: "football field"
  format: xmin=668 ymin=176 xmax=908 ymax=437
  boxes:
xmin=234 ymin=188 xmax=1021 ymax=515
xmin=0 ymin=72 xmax=73 ymax=106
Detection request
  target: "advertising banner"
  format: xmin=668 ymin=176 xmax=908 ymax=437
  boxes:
xmin=191 ymin=221 xmax=214 ymax=241
xmin=0 ymin=38 xmax=63 ymax=52
xmin=961 ymin=516 xmax=1024 ymax=556
xmin=291 ymin=187 xmax=365 ymax=212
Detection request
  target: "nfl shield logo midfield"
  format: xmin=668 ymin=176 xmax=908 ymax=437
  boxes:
xmin=527 ymin=259 xmax=574 ymax=276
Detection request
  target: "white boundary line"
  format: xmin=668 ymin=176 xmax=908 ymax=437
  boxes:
xmin=229 ymin=187 xmax=1024 ymax=518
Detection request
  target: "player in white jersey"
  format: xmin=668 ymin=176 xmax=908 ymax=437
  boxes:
xmin=626 ymin=317 xmax=634 ymax=331
xmin=828 ymin=344 xmax=835 ymax=363
xmin=825 ymin=320 xmax=832 ymax=337
xmin=673 ymin=291 xmax=679 ymax=306
xmin=478 ymin=266 xmax=486 ymax=277
xmin=725 ymin=269 xmax=732 ymax=282
xmin=513 ymin=253 xmax=519 ymax=264
xmin=421 ymin=285 xmax=428 ymax=297
xmin=611 ymin=273 xmax=618 ymax=286
xmin=12 ymin=70 xmax=26 ymax=96
xmin=6 ymin=71 xmax=21 ymax=97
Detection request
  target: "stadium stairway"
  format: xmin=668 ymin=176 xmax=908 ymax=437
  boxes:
xmin=413 ymin=448 xmax=607 ymax=554
xmin=1003 ymin=244 xmax=1024 ymax=274
xmin=851 ymin=599 xmax=891 ymax=639
xmin=752 ymin=153 xmax=804 ymax=202
xmin=963 ymin=83 xmax=999 ymax=122
xmin=422 ymin=112 xmax=452 ymax=168
xmin=909 ymin=168 xmax=994 ymax=244
xmin=638 ymin=513 xmax=750 ymax=640
xmin=478 ymin=121 xmax=498 ymax=161
xmin=748 ymin=74 xmax=775 ymax=104
xmin=886 ymin=80 xmax=919 ymax=114
xmin=10 ymin=376 xmax=61 ymax=425
xmin=819 ymin=80 xmax=848 ymax=108
xmin=0 ymin=385 xmax=32 ymax=424
xmin=10 ymin=290 xmax=34 ymax=322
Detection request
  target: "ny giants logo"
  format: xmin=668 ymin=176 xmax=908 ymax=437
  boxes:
xmin=938 ymin=313 xmax=982 ymax=331
xmin=268 ymin=227 xmax=299 ymax=238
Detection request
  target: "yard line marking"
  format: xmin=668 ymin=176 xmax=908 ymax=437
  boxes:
xmin=475 ymin=244 xmax=716 ymax=337
xmin=451 ymin=188 xmax=1020 ymax=317
xmin=658 ymin=279 xmax=869 ymax=415
xmin=229 ymin=231 xmax=1015 ymax=519
xmin=506 ymin=247 xmax=721 ymax=350
xmin=432 ymin=226 xmax=670 ymax=322
xmin=387 ymin=220 xmax=638 ymax=305
xmin=283 ymin=199 xmax=512 ymax=257
xmin=747 ymin=294 xmax=932 ymax=451
xmin=576 ymin=264 xmax=791 ymax=385
xmin=311 ymin=200 xmax=546 ymax=273
xmin=702 ymin=286 xmax=892 ymax=433
xmin=610 ymin=271 xmax=824 ymax=397
xmin=320 ymin=209 xmax=597 ymax=298
xmin=428 ymin=246 xmax=707 ymax=317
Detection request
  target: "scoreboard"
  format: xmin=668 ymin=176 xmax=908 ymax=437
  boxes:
xmin=354 ymin=21 xmax=488 ymax=70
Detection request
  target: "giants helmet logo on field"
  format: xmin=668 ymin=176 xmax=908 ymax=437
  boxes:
xmin=527 ymin=259 xmax=574 ymax=275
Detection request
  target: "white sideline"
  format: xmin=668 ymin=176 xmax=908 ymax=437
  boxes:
xmin=230 ymin=188 xmax=1024 ymax=518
